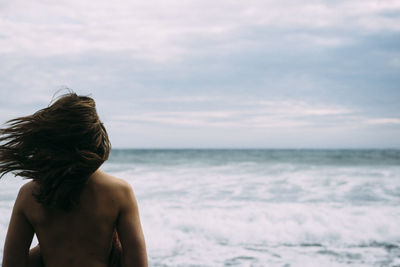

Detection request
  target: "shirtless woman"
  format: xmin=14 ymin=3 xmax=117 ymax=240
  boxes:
xmin=0 ymin=92 xmax=147 ymax=267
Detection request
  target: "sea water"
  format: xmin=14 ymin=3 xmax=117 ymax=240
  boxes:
xmin=1 ymin=149 xmax=400 ymax=266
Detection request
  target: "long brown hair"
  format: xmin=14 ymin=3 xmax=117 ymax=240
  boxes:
xmin=0 ymin=92 xmax=111 ymax=210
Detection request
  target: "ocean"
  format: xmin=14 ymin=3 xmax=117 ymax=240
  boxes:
xmin=1 ymin=149 xmax=400 ymax=266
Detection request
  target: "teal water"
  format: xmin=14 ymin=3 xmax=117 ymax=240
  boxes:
xmin=108 ymin=149 xmax=400 ymax=166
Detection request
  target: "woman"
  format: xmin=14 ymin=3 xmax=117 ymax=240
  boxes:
xmin=0 ymin=92 xmax=147 ymax=267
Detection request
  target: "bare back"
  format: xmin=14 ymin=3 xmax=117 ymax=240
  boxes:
xmin=3 ymin=170 xmax=147 ymax=267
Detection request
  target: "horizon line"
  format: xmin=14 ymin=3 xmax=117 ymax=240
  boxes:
xmin=110 ymin=147 xmax=400 ymax=150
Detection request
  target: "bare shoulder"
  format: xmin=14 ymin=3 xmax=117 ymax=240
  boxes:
xmin=17 ymin=181 xmax=37 ymax=202
xmin=90 ymin=170 xmax=136 ymax=201
xmin=19 ymin=180 xmax=37 ymax=193
xmin=91 ymin=170 xmax=132 ymax=189
xmin=14 ymin=181 xmax=39 ymax=218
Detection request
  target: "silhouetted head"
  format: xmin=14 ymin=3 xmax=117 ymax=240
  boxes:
xmin=0 ymin=92 xmax=111 ymax=210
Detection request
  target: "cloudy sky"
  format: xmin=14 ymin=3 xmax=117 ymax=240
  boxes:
xmin=0 ymin=0 xmax=399 ymax=148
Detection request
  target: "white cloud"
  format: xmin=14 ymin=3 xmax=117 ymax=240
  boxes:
xmin=1 ymin=0 xmax=399 ymax=62
xmin=287 ymin=34 xmax=353 ymax=48
xmin=366 ymin=118 xmax=400 ymax=125
xmin=109 ymin=99 xmax=355 ymax=129
xmin=255 ymin=100 xmax=354 ymax=116
xmin=137 ymin=96 xmax=226 ymax=103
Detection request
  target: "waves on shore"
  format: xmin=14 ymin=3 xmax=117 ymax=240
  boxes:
xmin=1 ymin=149 xmax=399 ymax=266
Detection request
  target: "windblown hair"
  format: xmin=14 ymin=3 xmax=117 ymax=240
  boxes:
xmin=0 ymin=92 xmax=111 ymax=210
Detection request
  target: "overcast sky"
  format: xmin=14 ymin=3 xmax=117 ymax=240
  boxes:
xmin=0 ymin=0 xmax=399 ymax=148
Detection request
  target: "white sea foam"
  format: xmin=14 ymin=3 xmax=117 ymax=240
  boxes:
xmin=104 ymin=156 xmax=400 ymax=266
xmin=1 ymin=150 xmax=400 ymax=266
